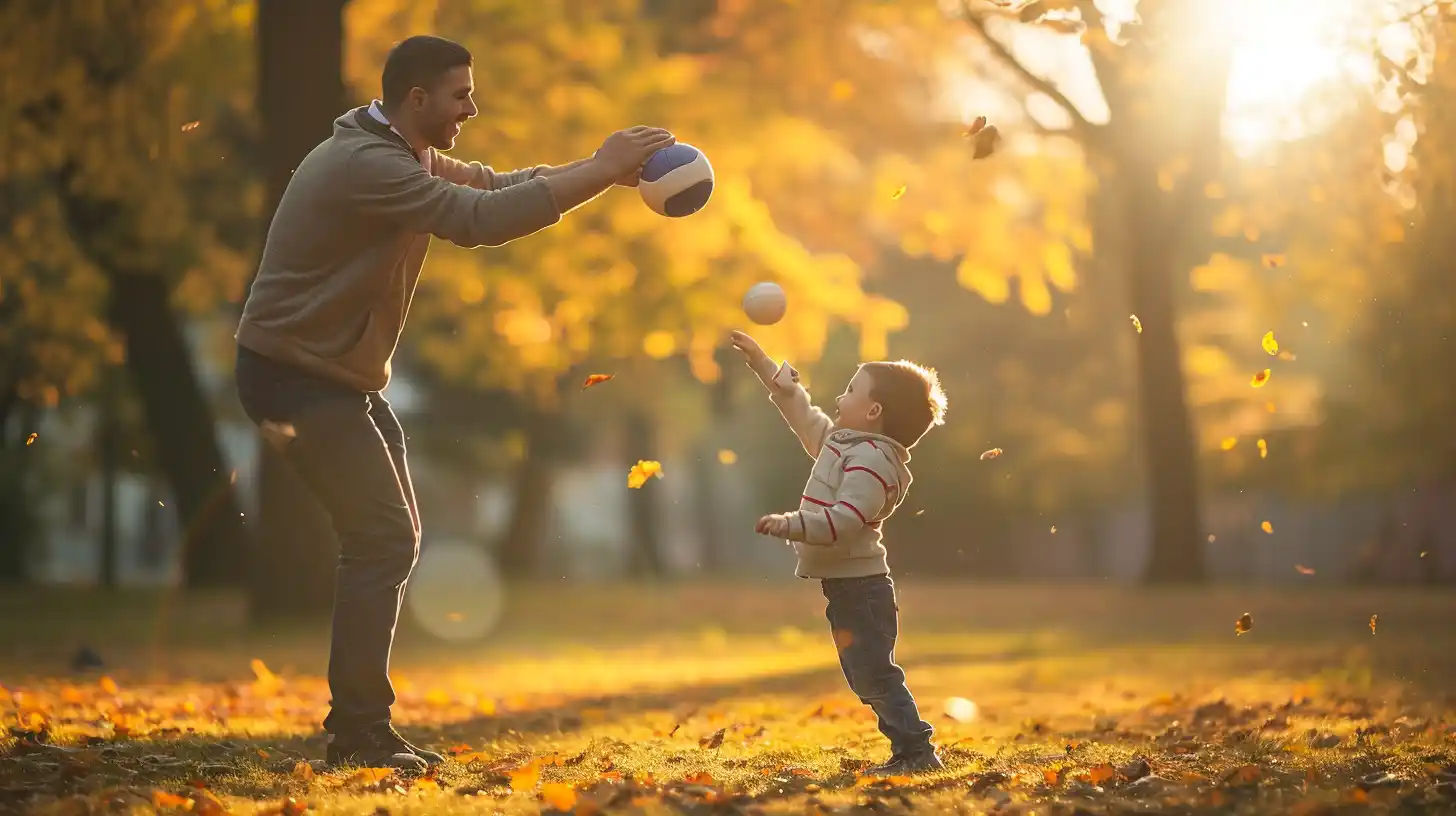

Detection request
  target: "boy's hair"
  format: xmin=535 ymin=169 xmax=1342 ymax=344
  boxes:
xmin=382 ymin=36 xmax=474 ymax=110
xmin=860 ymin=360 xmax=947 ymax=448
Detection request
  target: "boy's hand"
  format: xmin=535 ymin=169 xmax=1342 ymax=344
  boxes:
xmin=755 ymin=513 xmax=791 ymax=538
xmin=729 ymin=330 xmax=778 ymax=382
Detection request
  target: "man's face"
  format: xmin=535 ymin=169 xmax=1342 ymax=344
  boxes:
xmin=407 ymin=65 xmax=477 ymax=150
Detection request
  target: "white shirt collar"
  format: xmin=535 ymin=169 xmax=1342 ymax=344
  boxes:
xmin=368 ymin=100 xmax=409 ymax=142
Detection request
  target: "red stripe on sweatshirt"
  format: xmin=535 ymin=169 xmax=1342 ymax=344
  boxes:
xmin=839 ymin=501 xmax=867 ymax=524
xmin=802 ymin=495 xmax=832 ymax=507
xmin=824 ymin=508 xmax=837 ymax=542
xmin=842 ymin=465 xmax=890 ymax=492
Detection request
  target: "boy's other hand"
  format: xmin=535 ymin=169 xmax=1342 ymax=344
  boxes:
xmin=729 ymin=330 xmax=777 ymax=381
xmin=756 ymin=513 xmax=790 ymax=538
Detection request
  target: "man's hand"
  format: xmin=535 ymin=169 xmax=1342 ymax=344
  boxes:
xmin=729 ymin=330 xmax=778 ymax=382
xmin=756 ymin=513 xmax=791 ymax=538
xmin=593 ymin=126 xmax=675 ymax=182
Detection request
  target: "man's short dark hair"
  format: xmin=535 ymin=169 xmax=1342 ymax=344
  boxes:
xmin=381 ymin=36 xmax=473 ymax=110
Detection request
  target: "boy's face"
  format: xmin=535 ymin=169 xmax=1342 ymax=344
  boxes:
xmin=833 ymin=367 xmax=883 ymax=432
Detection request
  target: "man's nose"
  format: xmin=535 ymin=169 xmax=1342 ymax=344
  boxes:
xmin=464 ymin=99 xmax=479 ymax=118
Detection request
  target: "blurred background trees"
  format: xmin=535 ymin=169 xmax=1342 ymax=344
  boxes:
xmin=3 ymin=0 xmax=1453 ymax=625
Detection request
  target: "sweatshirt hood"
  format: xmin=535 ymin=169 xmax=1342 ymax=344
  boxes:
xmin=826 ymin=428 xmax=913 ymax=494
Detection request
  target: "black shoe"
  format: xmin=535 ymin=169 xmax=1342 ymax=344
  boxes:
xmin=325 ymin=724 xmax=428 ymax=772
xmin=866 ymin=746 xmax=944 ymax=776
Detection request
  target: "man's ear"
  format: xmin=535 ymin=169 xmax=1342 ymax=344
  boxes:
xmin=405 ymin=86 xmax=428 ymax=112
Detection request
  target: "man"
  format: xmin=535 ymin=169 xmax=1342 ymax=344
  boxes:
xmin=234 ymin=35 xmax=674 ymax=771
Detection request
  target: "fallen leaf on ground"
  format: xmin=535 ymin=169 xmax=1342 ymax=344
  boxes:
xmin=699 ymin=728 xmax=726 ymax=749
xmin=540 ymin=781 xmax=576 ymax=810
xmin=509 ymin=759 xmax=542 ymax=792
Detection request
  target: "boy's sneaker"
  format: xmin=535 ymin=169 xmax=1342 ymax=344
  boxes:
xmin=866 ymin=746 xmax=944 ymax=776
xmin=325 ymin=724 xmax=434 ymax=771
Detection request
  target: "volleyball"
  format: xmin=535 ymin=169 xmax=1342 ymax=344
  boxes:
xmin=742 ymin=282 xmax=787 ymax=325
xmin=639 ymin=143 xmax=714 ymax=217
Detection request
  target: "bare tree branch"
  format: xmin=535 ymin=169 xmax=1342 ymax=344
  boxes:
xmin=958 ymin=0 xmax=1104 ymax=149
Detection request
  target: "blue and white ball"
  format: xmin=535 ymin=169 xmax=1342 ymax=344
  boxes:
xmin=639 ymin=143 xmax=714 ymax=217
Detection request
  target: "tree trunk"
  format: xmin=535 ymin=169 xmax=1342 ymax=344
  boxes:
xmin=99 ymin=365 xmax=120 ymax=589
xmin=1123 ymin=175 xmax=1205 ymax=584
xmin=0 ymin=392 xmax=32 ymax=585
xmin=107 ymin=271 xmax=248 ymax=588
xmin=247 ymin=0 xmax=348 ymax=617
xmin=625 ymin=410 xmax=664 ymax=577
xmin=497 ymin=409 xmax=560 ymax=577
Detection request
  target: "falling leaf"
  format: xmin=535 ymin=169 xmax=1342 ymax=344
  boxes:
xmin=1262 ymin=331 xmax=1279 ymax=355
xmin=890 ymin=185 xmax=907 ymax=200
xmin=181 ymin=121 xmax=201 ymax=132
xmin=581 ymin=374 xmax=614 ymax=390
xmin=1130 ymin=314 xmax=1142 ymax=333
xmin=1261 ymin=520 xmax=1273 ymax=534
xmin=1257 ymin=438 xmax=1268 ymax=459
xmin=627 ymin=460 xmax=663 ymax=489
xmin=25 ymin=433 xmax=37 ymax=446
xmin=1251 ymin=369 xmax=1271 ymax=387
xmin=1050 ymin=525 xmax=1057 ymax=533
xmin=979 ymin=448 xmax=1002 ymax=460
xmin=971 ymin=124 xmax=1001 ymax=159
xmin=540 ymin=782 xmax=576 ymax=810
xmin=1295 ymin=564 xmax=1316 ymax=575
xmin=1266 ymin=401 xmax=1277 ymax=413
xmin=508 ymin=759 xmax=542 ymax=792
xmin=1087 ymin=763 xmax=1116 ymax=785
xmin=229 ymin=470 xmax=237 ymax=485
xmin=699 ymin=728 xmax=726 ymax=749
xmin=1369 ymin=614 xmax=1378 ymax=634
xmin=963 ymin=115 xmax=988 ymax=137
xmin=717 ymin=449 xmax=737 ymax=465
xmin=1235 ymin=612 xmax=1253 ymax=635
xmin=1262 ymin=254 xmax=1286 ymax=268
xmin=1220 ymin=437 xmax=1238 ymax=451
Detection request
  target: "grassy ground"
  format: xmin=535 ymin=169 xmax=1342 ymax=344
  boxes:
xmin=2 ymin=581 xmax=1455 ymax=814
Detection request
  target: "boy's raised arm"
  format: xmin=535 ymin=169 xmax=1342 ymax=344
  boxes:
xmin=729 ymin=330 xmax=832 ymax=459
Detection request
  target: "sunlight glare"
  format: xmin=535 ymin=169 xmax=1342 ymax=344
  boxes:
xmin=1222 ymin=0 xmax=1373 ymax=153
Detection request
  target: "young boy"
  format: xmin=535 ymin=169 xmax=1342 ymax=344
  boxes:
xmin=728 ymin=329 xmax=948 ymax=775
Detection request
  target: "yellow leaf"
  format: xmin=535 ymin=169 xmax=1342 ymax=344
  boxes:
xmin=1129 ymin=314 xmax=1142 ymax=334
xmin=291 ymin=760 xmax=315 ymax=780
xmin=1261 ymin=254 xmax=1285 ymax=268
xmin=1295 ymin=564 xmax=1315 ymax=575
xmin=509 ymin=759 xmax=542 ymax=792
xmin=541 ymin=781 xmax=577 ymax=810
xmin=956 ymin=259 xmax=1010 ymax=304
xmin=642 ymin=331 xmax=676 ymax=360
xmin=345 ymin=767 xmax=395 ymax=787
xmin=627 ymin=460 xmax=663 ymax=489
xmin=890 ymin=185 xmax=907 ymax=200
xmin=25 ymin=433 xmax=37 ymax=446
xmin=151 ymin=791 xmax=193 ymax=810
xmin=1369 ymin=614 xmax=1378 ymax=634
xmin=1251 ymin=369 xmax=1271 ymax=387
xmin=1261 ymin=520 xmax=1273 ymax=534
xmin=1261 ymin=331 xmax=1279 ymax=355
xmin=979 ymin=448 xmax=1002 ymax=460
xmin=717 ymin=449 xmax=737 ymax=465
xmin=581 ymin=373 xmax=614 ymax=390
xmin=1257 ymin=438 xmax=1268 ymax=459
xmin=1220 ymin=437 xmax=1237 ymax=451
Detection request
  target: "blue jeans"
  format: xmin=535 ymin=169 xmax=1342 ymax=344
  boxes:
xmin=821 ymin=574 xmax=934 ymax=756
xmin=234 ymin=346 xmax=420 ymax=734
